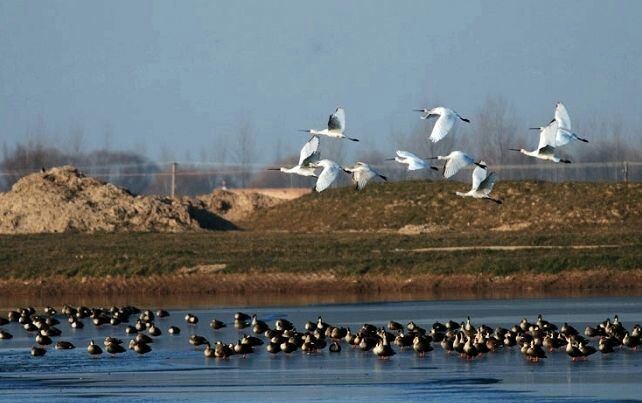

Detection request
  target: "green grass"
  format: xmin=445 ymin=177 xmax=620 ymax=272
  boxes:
xmin=0 ymin=230 xmax=640 ymax=279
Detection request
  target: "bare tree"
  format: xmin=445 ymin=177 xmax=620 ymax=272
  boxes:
xmin=212 ymin=131 xmax=228 ymax=165
xmin=273 ymin=137 xmax=284 ymax=163
xmin=0 ymin=140 xmax=158 ymax=193
xmin=206 ymin=132 xmax=233 ymax=190
xmin=158 ymin=143 xmax=174 ymax=163
xmin=472 ymin=96 xmax=520 ymax=164
xmin=66 ymin=123 xmax=85 ymax=154
xmin=234 ymin=120 xmax=257 ymax=188
xmin=102 ymin=123 xmax=113 ymax=150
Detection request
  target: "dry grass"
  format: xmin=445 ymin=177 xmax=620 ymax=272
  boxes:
xmin=3 ymin=269 xmax=642 ymax=299
xmin=242 ymin=180 xmax=642 ymax=232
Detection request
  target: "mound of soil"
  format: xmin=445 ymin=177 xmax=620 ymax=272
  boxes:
xmin=0 ymin=166 xmax=232 ymax=233
xmin=188 ymin=189 xmax=283 ymax=223
xmin=243 ymin=180 xmax=642 ymax=233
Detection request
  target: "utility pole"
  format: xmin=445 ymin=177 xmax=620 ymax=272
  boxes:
xmin=170 ymin=161 xmax=177 ymax=198
xmin=623 ymin=161 xmax=629 ymax=183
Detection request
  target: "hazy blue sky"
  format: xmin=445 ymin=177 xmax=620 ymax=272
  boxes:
xmin=1 ymin=1 xmax=640 ymax=163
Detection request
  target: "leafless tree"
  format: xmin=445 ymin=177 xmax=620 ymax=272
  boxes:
xmin=472 ymin=96 xmax=520 ymax=164
xmin=233 ymin=120 xmax=257 ymax=187
xmin=102 ymin=123 xmax=113 ymax=150
xmin=66 ymin=123 xmax=85 ymax=154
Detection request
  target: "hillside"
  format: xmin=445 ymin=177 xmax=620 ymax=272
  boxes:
xmin=242 ymin=180 xmax=642 ymax=233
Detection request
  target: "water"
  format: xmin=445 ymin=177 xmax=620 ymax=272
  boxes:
xmin=0 ymin=296 xmax=641 ymax=402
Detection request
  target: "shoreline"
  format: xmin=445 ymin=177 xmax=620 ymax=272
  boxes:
xmin=2 ymin=269 xmax=642 ymax=300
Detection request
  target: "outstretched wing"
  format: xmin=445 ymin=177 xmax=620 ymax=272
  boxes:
xmin=396 ymin=150 xmax=426 ymax=170
xmin=477 ymin=172 xmax=497 ymax=196
xmin=537 ymin=121 xmax=558 ymax=149
xmin=298 ymin=135 xmax=320 ymax=166
xmin=352 ymin=167 xmax=376 ymax=190
xmin=555 ymin=102 xmax=571 ymax=130
xmin=471 ymin=164 xmax=488 ymax=191
xmin=429 ymin=111 xmax=456 ymax=143
xmin=555 ymin=127 xmax=574 ymax=147
xmin=395 ymin=150 xmax=419 ymax=159
xmin=443 ymin=152 xmax=473 ymax=179
xmin=315 ymin=161 xmax=340 ymax=192
xmin=327 ymin=108 xmax=346 ymax=133
xmin=537 ymin=145 xmax=557 ymax=157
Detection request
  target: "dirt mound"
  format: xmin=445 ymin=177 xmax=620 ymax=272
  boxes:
xmin=243 ymin=180 xmax=642 ymax=233
xmin=188 ymin=189 xmax=283 ymax=222
xmin=0 ymin=166 xmax=232 ymax=233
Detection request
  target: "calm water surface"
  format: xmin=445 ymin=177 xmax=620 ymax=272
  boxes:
xmin=0 ymin=295 xmax=641 ymax=402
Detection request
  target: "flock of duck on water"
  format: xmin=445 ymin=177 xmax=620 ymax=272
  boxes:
xmin=269 ymin=101 xmax=588 ymax=204
xmin=1 ymin=305 xmax=639 ymax=363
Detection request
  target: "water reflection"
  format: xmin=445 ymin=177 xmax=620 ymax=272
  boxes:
xmin=1 ymin=287 xmax=640 ymax=309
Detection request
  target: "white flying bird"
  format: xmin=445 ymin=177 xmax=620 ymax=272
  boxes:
xmin=552 ymin=102 xmax=589 ymax=146
xmin=299 ymin=107 xmax=359 ymax=142
xmin=532 ymin=102 xmax=588 ymax=147
xmin=455 ymin=162 xmax=502 ymax=204
xmin=309 ymin=159 xmax=343 ymax=192
xmin=386 ymin=150 xmax=439 ymax=172
xmin=511 ymin=123 xmax=571 ymax=163
xmin=343 ymin=161 xmax=387 ymax=190
xmin=509 ymin=144 xmax=571 ymax=163
xmin=428 ymin=151 xmax=485 ymax=179
xmin=267 ymin=136 xmax=320 ymax=177
xmin=414 ymin=106 xmax=470 ymax=143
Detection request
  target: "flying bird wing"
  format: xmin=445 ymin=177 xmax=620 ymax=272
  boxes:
xmin=537 ymin=145 xmax=557 ymax=158
xmin=298 ymin=136 xmax=320 ymax=166
xmin=555 ymin=127 xmax=574 ymax=147
xmin=555 ymin=103 xmax=572 ymax=130
xmin=429 ymin=111 xmax=456 ymax=143
xmin=477 ymin=172 xmax=497 ymax=196
xmin=471 ymin=164 xmax=488 ymax=191
xmin=537 ymin=121 xmax=558 ymax=150
xmin=352 ymin=166 xmax=376 ymax=190
xmin=327 ymin=108 xmax=346 ymax=133
xmin=443 ymin=152 xmax=473 ymax=179
xmin=314 ymin=161 xmax=340 ymax=192
xmin=395 ymin=150 xmax=426 ymax=170
xmin=395 ymin=150 xmax=419 ymax=159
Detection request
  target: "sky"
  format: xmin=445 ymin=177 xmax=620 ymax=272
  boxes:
xmin=1 ymin=0 xmax=641 ymax=163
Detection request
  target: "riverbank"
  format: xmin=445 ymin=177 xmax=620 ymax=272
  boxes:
xmin=0 ymin=230 xmax=640 ymax=297
xmin=2 ymin=269 xmax=642 ymax=301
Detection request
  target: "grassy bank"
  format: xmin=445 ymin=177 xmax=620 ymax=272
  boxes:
xmin=0 ymin=230 xmax=639 ymax=281
xmin=242 ymin=181 xmax=642 ymax=232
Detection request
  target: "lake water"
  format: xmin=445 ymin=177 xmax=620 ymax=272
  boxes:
xmin=0 ymin=295 xmax=641 ymax=402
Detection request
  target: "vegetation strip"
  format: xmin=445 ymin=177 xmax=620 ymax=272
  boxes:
xmin=396 ymin=245 xmax=628 ymax=253
xmin=2 ymin=270 xmax=642 ymax=298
